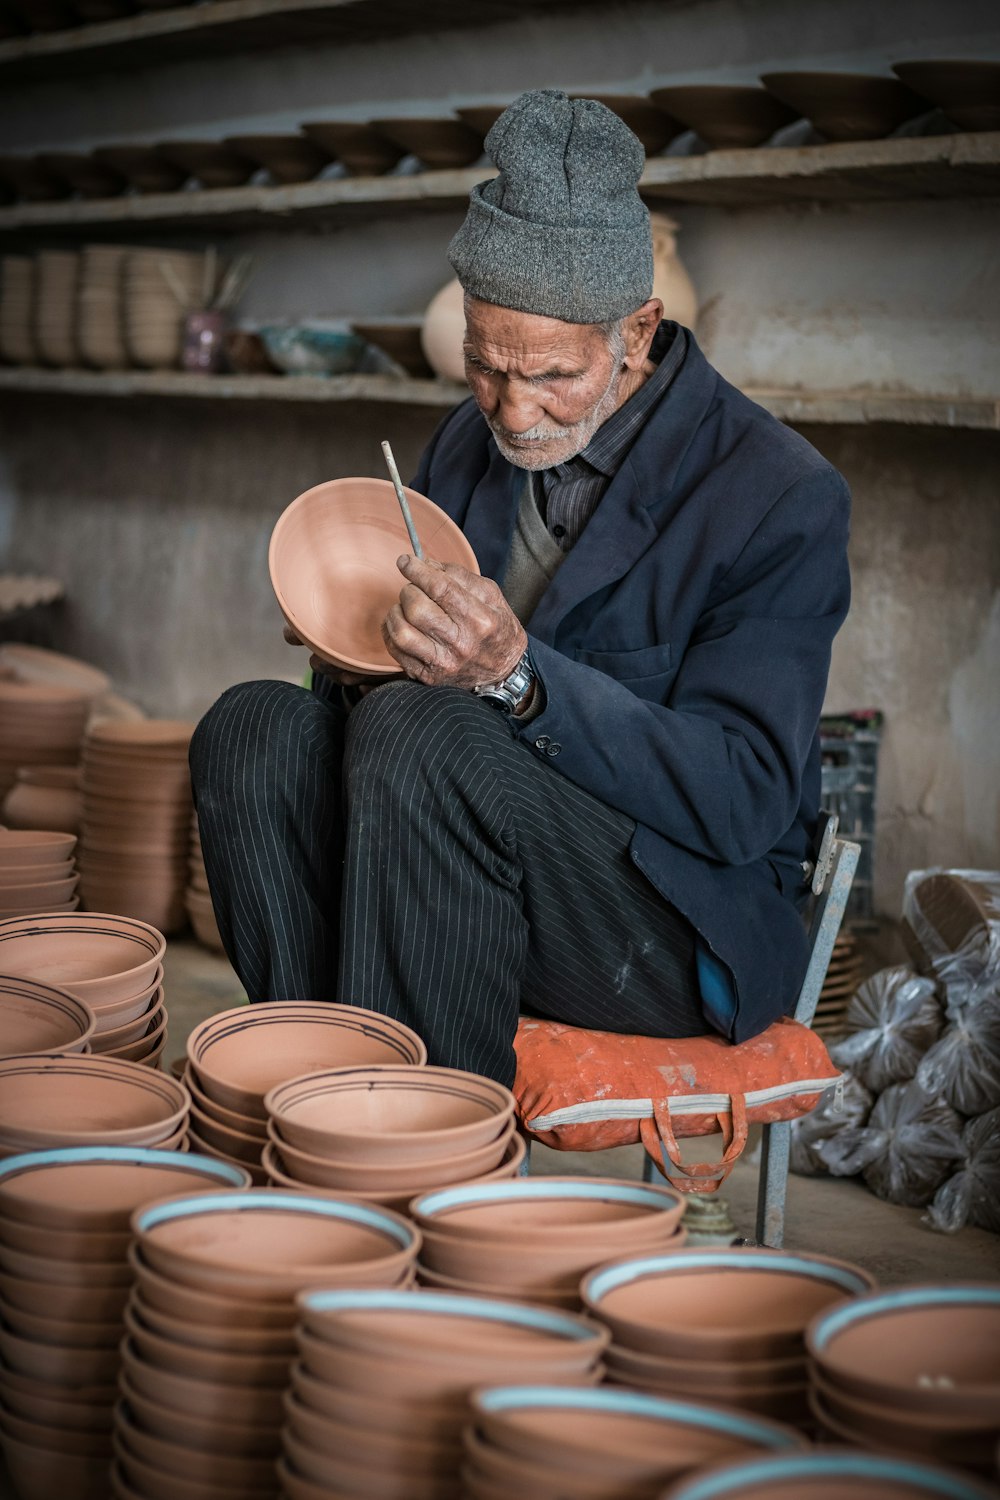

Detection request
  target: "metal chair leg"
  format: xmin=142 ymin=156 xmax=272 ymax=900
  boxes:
xmin=756 ymin=1120 xmax=791 ymax=1248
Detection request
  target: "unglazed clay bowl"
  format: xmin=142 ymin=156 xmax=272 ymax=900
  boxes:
xmin=2 ymin=1433 xmax=110 ymax=1500
xmin=581 ymin=1249 xmax=875 ymax=1362
xmin=101 ymin=1005 xmax=167 ymax=1064
xmin=91 ymin=968 xmax=164 ymax=1032
xmin=182 ymin=1065 xmax=268 ymax=1138
xmin=284 ymin=1388 xmax=461 ymax=1473
xmin=186 ymin=1130 xmax=269 ymax=1185
xmin=419 ymin=1219 xmax=685 ymax=1294
xmin=350 ymin=317 xmax=434 ymax=378
xmin=268 ymin=477 xmax=479 ymax=673
xmin=130 ymin=1285 xmax=296 ymax=1354
xmin=0 ymin=911 xmax=166 ymax=1004
xmin=0 ymin=1213 xmax=131 ymax=1262
xmin=36 ymin=150 xmax=127 ymax=197
xmin=416 ymin=1260 xmax=582 ymax=1309
xmin=92 ymin=145 xmax=187 ymax=193
xmin=0 ymin=1408 xmax=112 ymax=1458
xmin=411 ymin=1176 xmax=686 ymax=1244
xmin=224 ymin=132 xmax=330 ymax=182
xmin=131 ymin=1189 xmax=419 ymax=1298
xmin=0 ymin=1295 xmax=124 ymax=1347
xmin=0 ymin=1321 xmax=121 ymax=1383
xmin=122 ymin=1301 xmax=292 ymax=1386
xmin=759 ymin=71 xmax=927 ymax=140
xmin=265 ymin=1116 xmax=513 ymax=1190
xmin=263 ymin=1128 xmax=525 ymax=1206
xmin=289 ymin=1360 xmax=467 ymax=1444
xmin=154 ymin=139 xmax=256 ymax=188
xmin=656 ymin=1448 xmax=1000 ymax=1500
xmin=605 ymin=1338 xmax=806 ymax=1393
xmin=264 ymin=1064 xmax=515 ymax=1164
xmin=370 ymin=116 xmax=483 ymax=168
xmin=809 ymin=1368 xmax=1000 ymax=1461
xmin=189 ymin=1101 xmax=266 ymax=1165
xmin=892 ymin=59 xmax=1000 ymax=133
xmin=118 ymin=1373 xmax=281 ymax=1456
xmin=0 ymin=974 xmax=95 ymax=1057
xmin=0 ymin=1268 xmax=131 ymax=1322
xmin=300 ymin=119 xmax=404 ymax=174
xmin=0 ymin=1241 xmax=133 ymax=1286
xmin=114 ymin=1403 xmax=279 ymax=1492
xmin=0 ymin=872 xmax=79 ymax=909
xmin=186 ymin=1001 xmax=427 ymax=1118
xmin=806 ymin=1285 xmax=1000 ymax=1420
xmin=0 ymin=860 xmax=74 ymax=888
xmin=0 ymin=1054 xmax=188 ymax=1153
xmin=2 ymin=1381 xmax=116 ymax=1431
xmin=90 ymin=992 xmax=164 ymax=1049
xmin=0 ymin=830 xmax=76 ymax=866
xmin=121 ymin=1339 xmax=287 ymax=1425
xmin=648 ymin=84 xmax=798 ymax=147
xmin=281 ymin=1423 xmax=455 ymax=1500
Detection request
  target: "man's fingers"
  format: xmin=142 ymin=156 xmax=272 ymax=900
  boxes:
xmin=283 ymin=624 xmax=304 ymax=646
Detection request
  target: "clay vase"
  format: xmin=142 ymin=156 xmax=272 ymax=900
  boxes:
xmin=420 ymin=277 xmax=466 ymax=382
xmin=651 ymin=213 xmax=699 ymax=330
xmin=2 ymin=766 xmax=82 ymax=834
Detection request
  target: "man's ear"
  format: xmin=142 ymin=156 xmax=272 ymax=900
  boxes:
xmin=622 ymin=299 xmax=664 ymax=369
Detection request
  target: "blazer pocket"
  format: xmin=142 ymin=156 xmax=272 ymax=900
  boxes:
xmin=575 ymin=642 xmax=673 ymax=681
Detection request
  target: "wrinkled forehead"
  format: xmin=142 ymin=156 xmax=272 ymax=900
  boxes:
xmin=462 ymin=294 xmax=608 ymax=374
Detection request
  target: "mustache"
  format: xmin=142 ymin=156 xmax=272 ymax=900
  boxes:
xmin=486 ymin=417 xmax=574 ymax=443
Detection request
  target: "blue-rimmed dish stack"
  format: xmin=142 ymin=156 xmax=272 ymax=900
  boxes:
xmin=657 ymin=1448 xmax=1000 ymax=1500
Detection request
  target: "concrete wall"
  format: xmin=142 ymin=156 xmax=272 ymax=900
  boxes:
xmin=1 ymin=0 xmax=998 ymax=915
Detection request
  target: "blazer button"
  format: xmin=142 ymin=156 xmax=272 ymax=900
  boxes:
xmin=534 ymin=736 xmax=550 ymax=750
xmin=546 ymin=743 xmax=562 ymax=756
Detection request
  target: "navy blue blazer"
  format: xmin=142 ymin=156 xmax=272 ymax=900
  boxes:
xmin=411 ymin=329 xmax=851 ymax=1042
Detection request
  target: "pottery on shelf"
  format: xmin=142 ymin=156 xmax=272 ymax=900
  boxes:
xmin=650 ymin=212 xmax=699 ymax=329
xmin=154 ymin=140 xmax=257 ymax=189
xmin=300 ymin=120 xmax=404 ymax=175
xmin=421 ymin=276 xmax=466 ymax=382
xmin=370 ymin=116 xmax=483 ymax=169
xmin=36 ymin=151 xmax=127 ymax=199
xmin=648 ymin=85 xmax=799 ymax=148
xmin=891 ymin=59 xmax=1000 ymax=133
xmin=759 ymin=71 xmax=928 ymax=141
xmin=223 ymin=133 xmax=330 ymax=183
xmin=350 ymin=317 xmax=434 ymax=378
xmin=570 ymin=93 xmax=684 ymax=154
xmin=0 ymin=154 xmax=72 ymax=202
xmin=92 ymin=146 xmax=188 ymax=194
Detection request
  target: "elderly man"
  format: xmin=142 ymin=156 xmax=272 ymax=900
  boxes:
xmin=190 ymin=89 xmax=850 ymax=1090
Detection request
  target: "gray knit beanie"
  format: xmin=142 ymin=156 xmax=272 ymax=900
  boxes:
xmin=448 ymin=88 xmax=652 ymax=325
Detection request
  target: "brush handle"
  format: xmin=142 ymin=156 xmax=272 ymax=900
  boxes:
xmin=381 ymin=440 xmax=423 ymax=560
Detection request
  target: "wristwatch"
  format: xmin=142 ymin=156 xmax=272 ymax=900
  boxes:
xmin=473 ymin=651 xmax=535 ymax=715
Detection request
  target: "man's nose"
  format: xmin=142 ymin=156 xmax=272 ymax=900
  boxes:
xmin=496 ymin=383 xmax=544 ymax=434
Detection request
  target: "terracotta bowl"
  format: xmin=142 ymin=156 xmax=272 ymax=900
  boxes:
xmin=0 ymin=830 xmax=77 ymax=866
xmin=91 ymin=968 xmax=164 ymax=1031
xmin=0 ymin=1240 xmax=133 ymax=1286
xmin=282 ymin=1421 xmax=454 ymax=1500
xmin=809 ymin=1368 xmax=999 ymax=1464
xmin=370 ymin=116 xmax=483 ymax=169
xmin=268 ymin=477 xmax=479 ymax=673
xmin=186 ymin=1129 xmax=270 ymax=1185
xmin=90 ymin=992 xmax=164 ymax=1049
xmin=648 ymin=84 xmax=798 ymax=147
xmin=300 ymin=119 xmax=404 ymax=174
xmin=35 ymin=150 xmax=127 ymax=197
xmin=131 ymin=1188 xmax=419 ymax=1298
xmin=187 ymin=1001 xmax=427 ymax=1118
xmin=657 ymin=1448 xmax=1000 ymax=1500
xmin=892 ymin=59 xmax=1000 ymax=133
xmin=2 ymin=1380 xmax=116 ymax=1431
xmin=115 ymin=1403 xmax=279 ymax=1492
xmin=570 ymin=92 xmax=683 ymax=153
xmin=0 ymin=1212 xmax=131 ymax=1262
xmin=0 ymin=871 xmax=79 ymax=907
xmin=349 ymin=317 xmax=434 ymax=378
xmin=0 ymin=859 xmax=74 ymax=888
xmin=265 ymin=1115 xmax=513 ymax=1191
xmin=0 ymin=1321 xmax=122 ymax=1384
xmin=759 ymin=71 xmax=927 ymax=140
xmin=0 ymin=1053 xmax=188 ymax=1153
xmin=263 ymin=1128 xmax=525 ymax=1206
xmin=101 ymin=1005 xmax=167 ymax=1064
xmin=113 ymin=1432 xmax=269 ymax=1500
xmin=92 ymin=145 xmax=188 ymax=192
xmin=284 ymin=1388 xmax=461 ymax=1474
xmin=122 ymin=1300 xmax=292 ymax=1386
xmin=0 ymin=1268 xmax=131 ymax=1322
xmin=182 ymin=1064 xmax=268 ymax=1138
xmin=154 ymin=139 xmax=256 ymax=188
xmin=122 ymin=1339 xmax=287 ymax=1425
xmin=0 ymin=973 xmax=96 ymax=1057
xmin=581 ymin=1248 xmax=875 ymax=1362
xmin=223 ymin=133 xmax=330 ymax=182
xmin=128 ymin=1243 xmax=297 ymax=1329
xmin=420 ymin=1219 xmax=685 ymax=1294
xmin=118 ymin=1372 xmax=281 ymax=1456
xmin=289 ymin=1359 xmax=467 ymax=1444
xmin=416 ymin=1260 xmax=582 ymax=1309
xmin=0 ymin=1295 xmax=124 ymax=1347
xmin=1 ymin=1432 xmax=110 ymax=1500
xmin=265 ymin=1064 xmax=515 ymax=1163
xmin=0 ymin=1407 xmax=113 ymax=1458
xmin=131 ymin=1285 xmax=296 ymax=1354
xmin=0 ymin=911 xmax=166 ymax=1004
xmin=606 ymin=1338 xmax=806 ymax=1392
xmin=411 ymin=1175 xmax=686 ymax=1243
xmin=807 ymin=1284 xmax=1000 ymax=1419
xmin=190 ymin=1100 xmax=266 ymax=1165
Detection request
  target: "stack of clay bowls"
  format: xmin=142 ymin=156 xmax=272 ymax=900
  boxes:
xmin=0 ymin=1147 xmax=250 ymax=1500
xmin=34 ymin=248 xmax=80 ymax=367
xmin=2 ymin=765 xmax=83 ymax=836
xmin=660 ymin=1449 xmax=1000 ymax=1500
xmin=0 ymin=975 xmax=95 ymax=1059
xmin=114 ymin=1189 xmax=421 ymax=1499
xmin=0 ymin=829 xmax=80 ymax=918
xmin=77 ymin=243 xmax=129 ymax=370
xmin=0 ymin=911 xmax=167 ymax=1068
xmin=0 ymin=678 xmax=89 ymax=800
xmin=411 ymin=1178 xmax=687 ymax=1309
xmin=0 ymin=1053 xmax=188 ymax=1159
xmin=0 ymin=254 xmax=36 ymax=365
xmin=184 ymin=1002 xmax=427 ymax=1184
xmin=806 ymin=1284 xmax=1000 ymax=1474
xmin=79 ymin=720 xmax=195 ymax=934
xmin=812 ymin=932 xmax=865 ymax=1040
xmin=581 ymin=1248 xmax=876 ymax=1429
xmin=282 ymin=1288 xmax=609 ymax=1500
xmin=264 ymin=1064 xmax=524 ymax=1210
xmin=463 ymin=1385 xmax=805 ymax=1500
xmin=123 ymin=247 xmax=203 ymax=370
xmin=184 ymin=813 xmax=224 ymax=953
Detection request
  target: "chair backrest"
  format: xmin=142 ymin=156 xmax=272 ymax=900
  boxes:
xmin=794 ymin=835 xmax=861 ymax=1028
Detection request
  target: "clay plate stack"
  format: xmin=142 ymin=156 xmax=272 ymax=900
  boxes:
xmin=581 ymin=1247 xmax=876 ymax=1428
xmin=0 ymin=911 xmax=168 ymax=1068
xmin=34 ymin=248 xmax=80 ymax=367
xmin=411 ymin=1178 xmax=687 ymax=1309
xmin=812 ymin=933 xmax=864 ymax=1040
xmin=0 ymin=679 xmax=90 ymax=802
xmin=79 ymin=720 xmax=195 ymax=934
xmin=0 ymin=830 xmax=80 ymax=919
xmin=646 ymin=1448 xmax=1000 ymax=1500
xmin=184 ymin=813 xmax=223 ymax=953
xmin=282 ymin=1288 xmax=608 ymax=1500
xmin=264 ymin=1064 xmax=524 ymax=1210
xmin=2 ymin=766 xmax=83 ymax=837
xmin=114 ymin=1189 xmax=420 ymax=1500
xmin=0 ymin=1146 xmax=249 ymax=1500
xmin=77 ymin=244 xmax=130 ymax=370
xmin=463 ymin=1385 xmax=805 ymax=1500
xmin=183 ymin=1001 xmax=426 ymax=1183
xmin=0 ymin=975 xmax=94 ymax=1059
xmin=807 ymin=1284 xmax=1000 ymax=1474
xmin=0 ymin=1053 xmax=188 ymax=1158
xmin=0 ymin=254 xmax=36 ymax=365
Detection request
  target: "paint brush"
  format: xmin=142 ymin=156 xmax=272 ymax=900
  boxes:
xmin=381 ymin=440 xmax=423 ymax=560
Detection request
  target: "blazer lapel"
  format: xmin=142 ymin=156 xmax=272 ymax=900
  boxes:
xmin=459 ymin=443 xmax=522 ymax=585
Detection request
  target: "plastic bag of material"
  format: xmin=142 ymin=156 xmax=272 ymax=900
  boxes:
xmin=830 ymin=967 xmax=943 ymax=1093
xmin=915 ymin=988 xmax=1000 ymax=1116
xmin=817 ymin=1079 xmax=964 ymax=1207
xmin=924 ymin=1108 xmax=1000 ymax=1235
xmin=902 ymin=869 xmax=1000 ymax=990
xmin=790 ymin=1072 xmax=874 ymax=1177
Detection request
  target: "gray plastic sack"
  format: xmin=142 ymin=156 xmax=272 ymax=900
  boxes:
xmin=831 ymin=967 xmax=942 ymax=1093
xmin=925 ymin=1107 xmax=1000 ymax=1235
xmin=817 ymin=1079 xmax=963 ymax=1207
xmin=790 ymin=1072 xmax=874 ymax=1178
xmin=916 ymin=988 xmax=1000 ymax=1117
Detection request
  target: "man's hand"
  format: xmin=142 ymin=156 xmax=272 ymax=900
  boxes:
xmin=282 ymin=623 xmax=402 ymax=692
xmin=382 ymin=555 xmax=527 ymax=689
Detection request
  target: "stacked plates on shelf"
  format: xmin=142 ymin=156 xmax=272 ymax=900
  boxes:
xmin=281 ymin=1289 xmax=608 ymax=1500
xmin=0 ymin=976 xmax=95 ymax=1059
xmin=0 ymin=254 xmax=36 ymax=365
xmin=807 ymin=1285 xmax=1000 ymax=1474
xmin=0 ymin=1147 xmax=250 ymax=1500
xmin=79 ymin=720 xmax=195 ymax=935
xmin=812 ymin=934 xmax=865 ymax=1040
xmin=0 ymin=829 xmax=80 ymax=918
xmin=184 ymin=1002 xmax=427 ymax=1184
xmin=34 ymin=249 xmax=80 ymax=367
xmin=0 ymin=1052 xmax=189 ymax=1158
xmin=114 ymin=1191 xmax=420 ymax=1500
xmin=77 ymin=244 xmax=129 ymax=370
xmin=122 ymin=248 xmax=204 ymax=370
xmin=0 ymin=679 xmax=90 ymax=800
xmin=411 ymin=1178 xmax=688 ymax=1309
xmin=581 ymin=1248 xmax=876 ymax=1429
xmin=264 ymin=1065 xmax=524 ymax=1210
xmin=0 ymin=910 xmax=167 ymax=1067
xmin=462 ymin=1385 xmax=805 ymax=1500
xmin=184 ymin=813 xmax=223 ymax=952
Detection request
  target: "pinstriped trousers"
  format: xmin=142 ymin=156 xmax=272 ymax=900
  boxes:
xmin=189 ymin=679 xmax=705 ymax=1088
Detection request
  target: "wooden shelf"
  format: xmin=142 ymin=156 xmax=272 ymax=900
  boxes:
xmin=2 ymin=134 xmax=997 ymax=241
xmin=0 ymin=0 xmax=609 ymax=83
xmin=1 ymin=367 xmax=996 ymax=430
